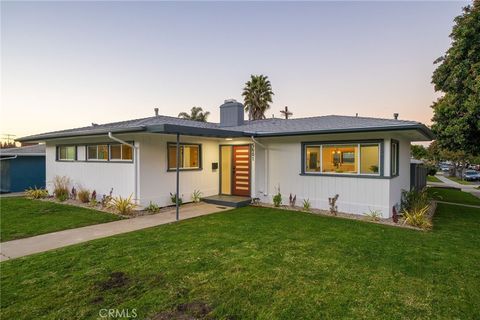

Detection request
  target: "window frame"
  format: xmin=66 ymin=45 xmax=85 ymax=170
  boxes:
xmin=167 ymin=142 xmax=202 ymax=172
xmin=109 ymin=143 xmax=134 ymax=162
xmin=87 ymin=144 xmax=109 ymax=162
xmin=84 ymin=142 xmax=134 ymax=163
xmin=301 ymin=140 xmax=384 ymax=178
xmin=56 ymin=145 xmax=77 ymax=161
xmin=391 ymin=139 xmax=399 ymax=177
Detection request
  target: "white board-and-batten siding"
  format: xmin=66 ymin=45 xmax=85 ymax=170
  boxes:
xmin=45 ymin=131 xmax=411 ymax=217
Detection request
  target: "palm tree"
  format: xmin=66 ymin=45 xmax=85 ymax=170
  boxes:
xmin=178 ymin=107 xmax=210 ymax=122
xmin=242 ymin=74 xmax=274 ymax=120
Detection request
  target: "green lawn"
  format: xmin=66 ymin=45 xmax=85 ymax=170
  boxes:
xmin=1 ymin=204 xmax=479 ymax=319
xmin=0 ymin=197 xmax=121 ymax=242
xmin=428 ymin=187 xmax=480 ymax=206
xmin=445 ymin=175 xmax=472 ymax=185
xmin=427 ymin=175 xmax=442 ymax=183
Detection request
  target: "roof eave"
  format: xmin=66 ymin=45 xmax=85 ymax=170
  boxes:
xmin=252 ymin=124 xmax=435 ymax=141
xmin=146 ymin=124 xmax=246 ymax=138
xmin=16 ymin=127 xmax=146 ymax=143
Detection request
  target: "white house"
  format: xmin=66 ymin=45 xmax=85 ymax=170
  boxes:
xmin=18 ymin=100 xmax=433 ymax=218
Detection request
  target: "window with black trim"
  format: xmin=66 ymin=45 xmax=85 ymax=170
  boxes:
xmin=57 ymin=146 xmax=76 ymax=161
xmin=110 ymin=144 xmax=133 ymax=161
xmin=303 ymin=142 xmax=381 ymax=176
xmin=168 ymin=143 xmax=201 ymax=170
xmin=87 ymin=144 xmax=109 ymax=161
xmin=391 ymin=140 xmax=399 ymax=176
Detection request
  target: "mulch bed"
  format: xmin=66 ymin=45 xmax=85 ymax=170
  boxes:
xmin=252 ymin=202 xmax=435 ymax=231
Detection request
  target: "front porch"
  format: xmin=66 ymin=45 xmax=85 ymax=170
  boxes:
xmin=202 ymin=195 xmax=251 ymax=208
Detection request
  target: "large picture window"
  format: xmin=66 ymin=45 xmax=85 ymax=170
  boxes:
xmin=57 ymin=146 xmax=76 ymax=161
xmin=168 ymin=143 xmax=201 ymax=171
xmin=303 ymin=141 xmax=382 ymax=176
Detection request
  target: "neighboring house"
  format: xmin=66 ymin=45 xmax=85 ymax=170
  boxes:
xmin=0 ymin=144 xmax=46 ymax=193
xmin=17 ymin=100 xmax=433 ymax=218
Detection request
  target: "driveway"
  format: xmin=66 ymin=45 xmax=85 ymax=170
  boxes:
xmin=0 ymin=203 xmax=231 ymax=262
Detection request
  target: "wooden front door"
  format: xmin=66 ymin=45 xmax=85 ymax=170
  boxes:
xmin=232 ymin=145 xmax=251 ymax=196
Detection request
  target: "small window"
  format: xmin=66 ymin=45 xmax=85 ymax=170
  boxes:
xmin=58 ymin=146 xmax=76 ymax=161
xmin=87 ymin=144 xmax=108 ymax=161
xmin=360 ymin=144 xmax=380 ymax=174
xmin=110 ymin=144 xmax=133 ymax=161
xmin=305 ymin=146 xmax=321 ymax=172
xmin=391 ymin=140 xmax=399 ymax=176
xmin=168 ymin=143 xmax=201 ymax=170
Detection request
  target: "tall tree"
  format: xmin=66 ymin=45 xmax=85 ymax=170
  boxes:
xmin=430 ymin=1 xmax=480 ymax=169
xmin=242 ymin=75 xmax=274 ymax=120
xmin=178 ymin=107 xmax=210 ymax=122
xmin=411 ymin=145 xmax=428 ymax=160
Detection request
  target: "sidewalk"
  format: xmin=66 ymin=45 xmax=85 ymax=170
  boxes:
xmin=429 ymin=174 xmax=480 ymax=199
xmin=0 ymin=203 xmax=231 ymax=262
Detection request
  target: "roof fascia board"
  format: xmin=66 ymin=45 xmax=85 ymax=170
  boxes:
xmin=251 ymin=124 xmax=434 ymax=141
xmin=146 ymin=124 xmax=246 ymax=138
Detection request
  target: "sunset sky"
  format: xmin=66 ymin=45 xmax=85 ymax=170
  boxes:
xmin=0 ymin=1 xmax=469 ymax=141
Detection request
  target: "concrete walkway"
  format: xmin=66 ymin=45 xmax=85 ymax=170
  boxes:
xmin=0 ymin=203 xmax=231 ymax=262
xmin=436 ymin=201 xmax=480 ymax=209
xmin=428 ymin=174 xmax=480 ymax=199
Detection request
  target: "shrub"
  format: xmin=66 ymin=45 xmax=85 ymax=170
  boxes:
xmin=364 ymin=209 xmax=382 ymax=221
xmin=401 ymin=188 xmax=431 ymax=213
xmin=273 ymin=186 xmax=282 ymax=207
xmin=170 ymin=192 xmax=183 ymax=205
xmin=302 ymin=199 xmax=311 ymax=211
xmin=52 ymin=176 xmax=70 ymax=201
xmin=329 ymin=194 xmax=339 ymax=216
xmin=77 ymin=189 xmax=90 ymax=203
xmin=145 ymin=201 xmax=160 ymax=213
xmin=191 ymin=190 xmax=202 ymax=203
xmin=101 ymin=188 xmax=114 ymax=208
xmin=289 ymin=194 xmax=297 ymax=207
xmin=25 ymin=187 xmax=49 ymax=199
xmin=403 ymin=205 xmax=432 ymax=229
xmin=426 ymin=164 xmax=437 ymax=176
xmin=108 ymin=194 xmax=137 ymax=215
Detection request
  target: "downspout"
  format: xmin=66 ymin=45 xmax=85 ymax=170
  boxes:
xmin=175 ymin=133 xmax=180 ymax=221
xmin=108 ymin=132 xmax=139 ymax=204
xmin=0 ymin=155 xmax=18 ymax=161
xmin=250 ymin=136 xmax=268 ymax=197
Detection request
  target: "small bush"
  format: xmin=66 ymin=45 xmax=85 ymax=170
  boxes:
xmin=77 ymin=189 xmax=90 ymax=203
xmin=401 ymin=188 xmax=431 ymax=213
xmin=109 ymin=194 xmax=137 ymax=215
xmin=25 ymin=187 xmax=49 ymax=199
xmin=329 ymin=194 xmax=339 ymax=216
xmin=289 ymin=194 xmax=297 ymax=207
xmin=101 ymin=188 xmax=114 ymax=208
xmin=191 ymin=190 xmax=202 ymax=203
xmin=145 ymin=201 xmax=160 ymax=213
xmin=273 ymin=186 xmax=282 ymax=207
xmin=52 ymin=176 xmax=70 ymax=201
xmin=170 ymin=192 xmax=183 ymax=206
xmin=426 ymin=164 xmax=437 ymax=176
xmin=403 ymin=205 xmax=432 ymax=230
xmin=364 ymin=209 xmax=382 ymax=221
xmin=302 ymin=199 xmax=311 ymax=211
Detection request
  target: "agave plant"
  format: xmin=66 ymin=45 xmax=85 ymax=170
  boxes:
xmin=108 ymin=194 xmax=137 ymax=215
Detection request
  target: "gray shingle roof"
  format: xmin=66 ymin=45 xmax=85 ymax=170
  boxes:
xmin=17 ymin=114 xmax=433 ymax=142
xmin=0 ymin=144 xmax=45 ymax=156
